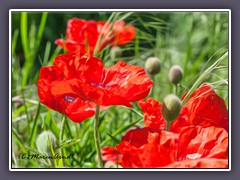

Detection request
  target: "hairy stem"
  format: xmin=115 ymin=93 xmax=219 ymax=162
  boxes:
xmin=94 ymin=105 xmax=103 ymax=168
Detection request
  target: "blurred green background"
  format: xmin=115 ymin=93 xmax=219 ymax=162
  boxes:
xmin=11 ymin=11 xmax=229 ymax=168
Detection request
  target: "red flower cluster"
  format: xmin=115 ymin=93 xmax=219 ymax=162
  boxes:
xmin=102 ymin=84 xmax=229 ymax=168
xmin=37 ymin=53 xmax=153 ymax=123
xmin=55 ymin=18 xmax=135 ymax=54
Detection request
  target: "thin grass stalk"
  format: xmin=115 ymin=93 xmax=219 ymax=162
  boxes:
xmin=182 ymin=51 xmax=228 ymax=105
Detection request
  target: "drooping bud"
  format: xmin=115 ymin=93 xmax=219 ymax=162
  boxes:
xmin=168 ymin=65 xmax=183 ymax=84
xmin=36 ymin=131 xmax=57 ymax=155
xmin=110 ymin=46 xmax=122 ymax=59
xmin=145 ymin=57 xmax=161 ymax=75
xmin=162 ymin=94 xmax=182 ymax=122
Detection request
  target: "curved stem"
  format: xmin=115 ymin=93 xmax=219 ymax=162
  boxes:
xmin=94 ymin=104 xmax=103 ymax=168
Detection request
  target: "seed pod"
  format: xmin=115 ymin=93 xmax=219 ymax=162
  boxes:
xmin=36 ymin=131 xmax=57 ymax=155
xmin=168 ymin=65 xmax=183 ymax=84
xmin=145 ymin=57 xmax=161 ymax=75
xmin=110 ymin=46 xmax=122 ymax=59
xmin=162 ymin=94 xmax=182 ymax=122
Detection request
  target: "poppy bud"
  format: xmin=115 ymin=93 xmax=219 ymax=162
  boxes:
xmin=145 ymin=57 xmax=161 ymax=75
xmin=168 ymin=65 xmax=183 ymax=84
xmin=110 ymin=46 xmax=122 ymax=59
xmin=36 ymin=131 xmax=57 ymax=155
xmin=162 ymin=94 xmax=182 ymax=122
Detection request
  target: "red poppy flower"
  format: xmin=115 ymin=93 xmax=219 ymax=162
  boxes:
xmin=101 ymin=146 xmax=122 ymax=164
xmin=116 ymin=126 xmax=228 ymax=168
xmin=37 ymin=53 xmax=152 ymax=122
xmin=55 ymin=18 xmax=135 ymax=54
xmin=138 ymin=98 xmax=167 ymax=130
xmin=170 ymin=83 xmax=228 ymax=133
xmin=116 ymin=127 xmax=179 ymax=168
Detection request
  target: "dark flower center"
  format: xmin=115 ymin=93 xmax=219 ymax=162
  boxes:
xmin=91 ymin=82 xmax=110 ymax=90
xmin=64 ymin=95 xmax=76 ymax=103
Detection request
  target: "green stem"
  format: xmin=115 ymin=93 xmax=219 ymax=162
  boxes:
xmin=59 ymin=116 xmax=66 ymax=167
xmin=60 ymin=116 xmax=66 ymax=142
xmin=174 ymin=84 xmax=178 ymax=95
xmin=94 ymin=105 xmax=103 ymax=168
xmin=166 ymin=120 xmax=172 ymax=131
xmin=150 ymin=75 xmax=155 ymax=97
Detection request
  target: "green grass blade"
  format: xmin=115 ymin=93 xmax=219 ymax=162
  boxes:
xmin=49 ymin=46 xmax=62 ymax=65
xmin=29 ymin=23 xmax=36 ymax=51
xmin=57 ymin=139 xmax=81 ymax=150
xmin=60 ymin=116 xmax=67 ymax=142
xmin=12 ymin=128 xmax=27 ymax=153
xmin=182 ymin=51 xmax=228 ymax=105
xmin=106 ymin=133 xmax=120 ymax=144
xmin=20 ymin=12 xmax=30 ymax=59
xmin=20 ymin=12 xmax=31 ymax=87
xmin=43 ymin=41 xmax=51 ymax=65
xmin=29 ymin=102 xmax=41 ymax=148
xmin=12 ymin=29 xmax=19 ymax=56
xmin=35 ymin=12 xmax=48 ymax=53
xmin=129 ymin=108 xmax=144 ymax=118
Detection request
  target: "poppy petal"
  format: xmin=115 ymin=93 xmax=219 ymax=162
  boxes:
xmin=116 ymin=127 xmax=178 ymax=168
xmin=101 ymin=61 xmax=153 ymax=103
xmin=101 ymin=146 xmax=123 ymax=164
xmin=139 ymin=98 xmax=167 ymax=130
xmin=37 ymin=65 xmax=102 ymax=123
xmin=177 ymin=126 xmax=228 ymax=160
xmin=164 ymin=158 xmax=228 ymax=168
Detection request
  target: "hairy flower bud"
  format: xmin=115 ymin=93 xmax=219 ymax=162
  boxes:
xmin=36 ymin=131 xmax=57 ymax=155
xmin=168 ymin=65 xmax=183 ymax=84
xmin=145 ymin=57 xmax=161 ymax=75
xmin=162 ymin=94 xmax=182 ymax=122
xmin=110 ymin=46 xmax=122 ymax=59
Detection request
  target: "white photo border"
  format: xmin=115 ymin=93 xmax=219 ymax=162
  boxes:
xmin=9 ymin=9 xmax=231 ymax=171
